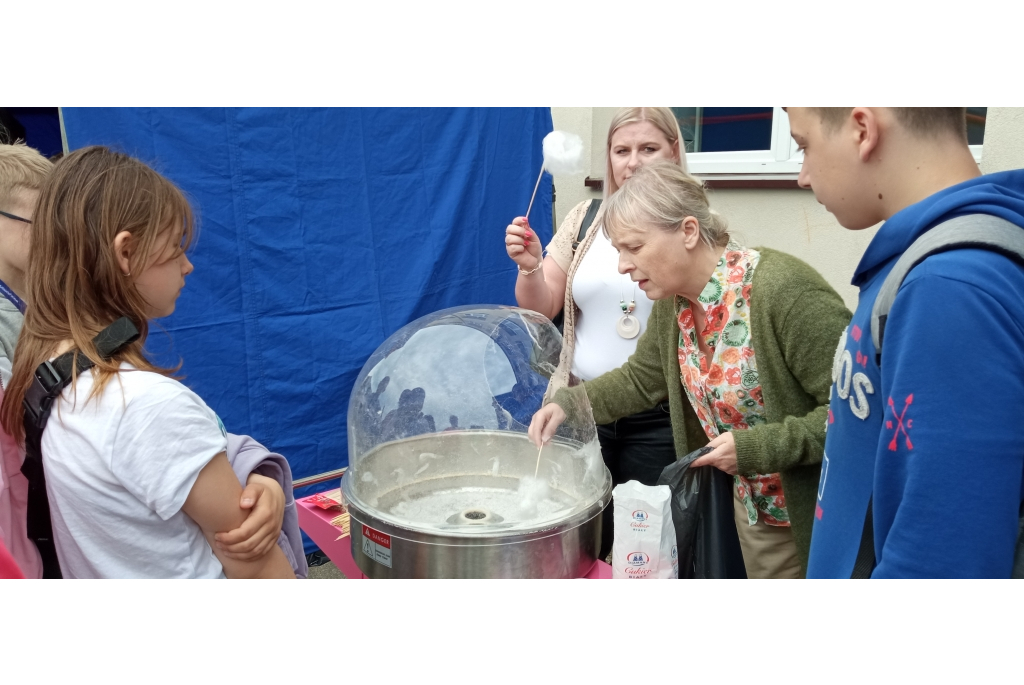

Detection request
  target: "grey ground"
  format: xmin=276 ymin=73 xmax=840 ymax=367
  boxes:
xmin=307 ymin=561 xmax=346 ymax=579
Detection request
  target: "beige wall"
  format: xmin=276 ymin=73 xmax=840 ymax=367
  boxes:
xmin=549 ymin=107 xmax=601 ymax=230
xmin=549 ymin=107 xmax=1024 ymax=311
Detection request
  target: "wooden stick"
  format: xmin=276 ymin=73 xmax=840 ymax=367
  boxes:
xmin=524 ymin=165 xmax=545 ymax=222
xmin=534 ymin=442 xmax=544 ymax=477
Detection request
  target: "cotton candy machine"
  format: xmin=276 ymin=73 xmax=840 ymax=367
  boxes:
xmin=341 ymin=305 xmax=611 ymax=578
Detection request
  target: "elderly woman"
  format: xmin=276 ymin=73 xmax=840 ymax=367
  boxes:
xmin=505 ymin=108 xmax=692 ymax=558
xmin=529 ymin=160 xmax=851 ymax=578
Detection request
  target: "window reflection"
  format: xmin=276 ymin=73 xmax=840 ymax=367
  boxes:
xmin=967 ymin=107 xmax=987 ymax=146
xmin=673 ymin=107 xmax=774 ymax=153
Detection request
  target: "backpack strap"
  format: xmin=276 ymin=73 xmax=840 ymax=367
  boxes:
xmin=871 ymin=214 xmax=1024 ymax=366
xmin=571 ymin=199 xmax=602 ymax=254
xmin=20 ymin=316 xmax=140 ymax=578
xmin=860 ymin=213 xmax=1024 ymax=578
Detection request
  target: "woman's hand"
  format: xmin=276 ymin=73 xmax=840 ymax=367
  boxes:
xmin=213 ymin=473 xmax=286 ymax=560
xmin=690 ymin=432 xmax=739 ymax=475
xmin=528 ymin=403 xmax=567 ymax=448
xmin=505 ymin=217 xmax=544 ymax=271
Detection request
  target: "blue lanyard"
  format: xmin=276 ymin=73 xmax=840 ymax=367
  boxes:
xmin=0 ymin=278 xmax=26 ymax=314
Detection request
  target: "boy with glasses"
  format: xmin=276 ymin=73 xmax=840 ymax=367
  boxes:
xmin=0 ymin=142 xmax=53 ymax=578
xmin=0 ymin=143 xmax=53 ymax=387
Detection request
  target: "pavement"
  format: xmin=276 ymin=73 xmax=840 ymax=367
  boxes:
xmin=307 ymin=561 xmax=346 ymax=579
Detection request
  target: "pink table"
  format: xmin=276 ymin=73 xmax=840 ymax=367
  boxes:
xmin=296 ymin=493 xmax=612 ymax=579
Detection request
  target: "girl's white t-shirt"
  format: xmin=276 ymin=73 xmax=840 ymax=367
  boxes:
xmin=41 ymin=363 xmax=228 ymax=578
xmin=571 ymin=229 xmax=656 ymax=381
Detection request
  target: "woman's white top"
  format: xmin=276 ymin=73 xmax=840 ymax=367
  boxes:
xmin=570 ymin=228 xmax=656 ymax=381
xmin=41 ymin=364 xmax=228 ymax=578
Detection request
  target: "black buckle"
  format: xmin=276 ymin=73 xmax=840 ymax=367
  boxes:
xmin=24 ymin=360 xmax=66 ymax=426
xmin=34 ymin=360 xmax=63 ymax=393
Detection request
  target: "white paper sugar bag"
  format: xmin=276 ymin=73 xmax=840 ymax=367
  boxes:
xmin=612 ymin=481 xmax=678 ymax=579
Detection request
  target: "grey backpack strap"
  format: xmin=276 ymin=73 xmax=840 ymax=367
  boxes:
xmin=871 ymin=214 xmax=1024 ymax=366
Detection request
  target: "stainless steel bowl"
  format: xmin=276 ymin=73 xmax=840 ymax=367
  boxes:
xmin=342 ymin=430 xmax=611 ymax=578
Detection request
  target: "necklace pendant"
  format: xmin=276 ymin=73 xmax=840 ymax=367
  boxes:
xmin=616 ymin=313 xmax=640 ymax=339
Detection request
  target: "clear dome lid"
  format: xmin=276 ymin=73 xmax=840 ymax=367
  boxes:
xmin=344 ymin=305 xmax=608 ymax=536
xmin=347 ymin=305 xmax=597 ymax=465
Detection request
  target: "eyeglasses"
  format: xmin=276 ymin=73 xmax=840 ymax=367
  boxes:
xmin=0 ymin=210 xmax=31 ymax=224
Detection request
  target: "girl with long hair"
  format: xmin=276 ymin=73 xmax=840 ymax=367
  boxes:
xmin=0 ymin=146 xmax=294 ymax=578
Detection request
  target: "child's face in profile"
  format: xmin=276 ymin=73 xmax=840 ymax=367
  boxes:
xmin=0 ymin=188 xmax=37 ymax=273
xmin=788 ymin=107 xmax=881 ymax=231
xmin=134 ymin=231 xmax=193 ymax=319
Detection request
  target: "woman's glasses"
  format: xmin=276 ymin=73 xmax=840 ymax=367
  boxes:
xmin=0 ymin=210 xmax=31 ymax=224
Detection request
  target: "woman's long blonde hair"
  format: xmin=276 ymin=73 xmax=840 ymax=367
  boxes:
xmin=604 ymin=107 xmax=688 ymax=198
xmin=0 ymin=146 xmax=195 ymax=445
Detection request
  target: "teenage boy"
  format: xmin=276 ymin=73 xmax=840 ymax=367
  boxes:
xmin=787 ymin=108 xmax=1024 ymax=578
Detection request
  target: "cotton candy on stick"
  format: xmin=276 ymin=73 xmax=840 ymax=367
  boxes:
xmin=524 ymin=131 xmax=584 ymax=222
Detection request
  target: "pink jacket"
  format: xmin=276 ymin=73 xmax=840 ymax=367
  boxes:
xmin=0 ymin=386 xmax=42 ymax=579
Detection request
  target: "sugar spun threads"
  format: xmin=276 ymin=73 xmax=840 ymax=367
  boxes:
xmin=524 ymin=130 xmax=584 ymax=222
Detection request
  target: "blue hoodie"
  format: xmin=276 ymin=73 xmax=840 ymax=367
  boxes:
xmin=807 ymin=169 xmax=1024 ymax=578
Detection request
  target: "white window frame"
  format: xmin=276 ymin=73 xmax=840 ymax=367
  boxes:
xmin=683 ymin=107 xmax=984 ymax=181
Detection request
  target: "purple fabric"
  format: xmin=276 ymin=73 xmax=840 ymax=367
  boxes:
xmin=226 ymin=433 xmax=308 ymax=579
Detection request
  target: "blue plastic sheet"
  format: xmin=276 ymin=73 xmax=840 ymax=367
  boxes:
xmin=62 ymin=108 xmax=554 ymax=552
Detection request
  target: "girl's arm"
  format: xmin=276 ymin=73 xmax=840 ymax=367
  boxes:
xmin=214 ymin=474 xmax=285 ymax=560
xmin=183 ymin=453 xmax=295 ymax=579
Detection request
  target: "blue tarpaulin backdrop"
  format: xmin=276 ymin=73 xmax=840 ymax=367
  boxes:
xmin=61 ymin=108 xmax=553 ymax=552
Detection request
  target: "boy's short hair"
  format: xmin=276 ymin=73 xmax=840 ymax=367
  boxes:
xmin=0 ymin=143 xmax=54 ymax=209
xmin=812 ymin=107 xmax=968 ymax=142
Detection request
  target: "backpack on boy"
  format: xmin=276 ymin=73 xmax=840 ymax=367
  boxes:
xmin=855 ymin=213 xmax=1024 ymax=578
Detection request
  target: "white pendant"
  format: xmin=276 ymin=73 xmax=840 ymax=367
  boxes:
xmin=616 ymin=314 xmax=640 ymax=339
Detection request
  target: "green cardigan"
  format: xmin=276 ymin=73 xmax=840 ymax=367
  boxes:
xmin=554 ymin=247 xmax=852 ymax=573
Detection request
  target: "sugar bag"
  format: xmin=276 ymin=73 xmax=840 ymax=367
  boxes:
xmin=611 ymin=480 xmax=677 ymax=579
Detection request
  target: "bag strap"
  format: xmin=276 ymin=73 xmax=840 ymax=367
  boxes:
xmin=850 ymin=500 xmax=874 ymax=579
xmin=871 ymin=213 xmax=1024 ymax=366
xmin=571 ymin=199 xmax=602 ymax=254
xmin=859 ymin=213 xmax=1024 ymax=578
xmin=20 ymin=316 xmax=140 ymax=578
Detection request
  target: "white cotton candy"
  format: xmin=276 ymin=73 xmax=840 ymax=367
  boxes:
xmin=542 ymin=130 xmax=584 ymax=176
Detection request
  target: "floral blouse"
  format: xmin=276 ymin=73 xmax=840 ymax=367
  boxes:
xmin=676 ymin=242 xmax=790 ymax=528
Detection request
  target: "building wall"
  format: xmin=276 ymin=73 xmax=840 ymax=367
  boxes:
xmin=549 ymin=107 xmax=1024 ymax=311
xmin=549 ymin=107 xmax=601 ymax=231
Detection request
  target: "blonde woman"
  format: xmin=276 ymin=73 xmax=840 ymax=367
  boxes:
xmin=529 ymin=161 xmax=851 ymax=578
xmin=504 ymin=108 xmax=689 ymax=558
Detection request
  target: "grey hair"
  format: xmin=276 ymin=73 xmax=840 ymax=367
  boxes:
xmin=602 ymin=160 xmax=729 ymax=250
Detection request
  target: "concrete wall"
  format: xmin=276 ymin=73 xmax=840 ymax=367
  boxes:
xmin=549 ymin=107 xmax=601 ymax=230
xmin=548 ymin=107 xmax=1024 ymax=311
xmin=981 ymin=107 xmax=1024 ymax=174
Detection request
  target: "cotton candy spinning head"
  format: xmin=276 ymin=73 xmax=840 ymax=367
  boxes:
xmin=525 ymin=130 xmax=585 ymax=221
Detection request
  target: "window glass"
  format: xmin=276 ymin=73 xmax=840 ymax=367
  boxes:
xmin=967 ymin=107 xmax=986 ymax=146
xmin=672 ymin=107 xmax=774 ymax=153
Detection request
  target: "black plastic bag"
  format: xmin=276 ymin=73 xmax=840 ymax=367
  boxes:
xmin=657 ymin=446 xmax=747 ymax=579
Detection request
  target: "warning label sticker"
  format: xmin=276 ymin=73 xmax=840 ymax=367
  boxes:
xmin=361 ymin=524 xmax=393 ymax=568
